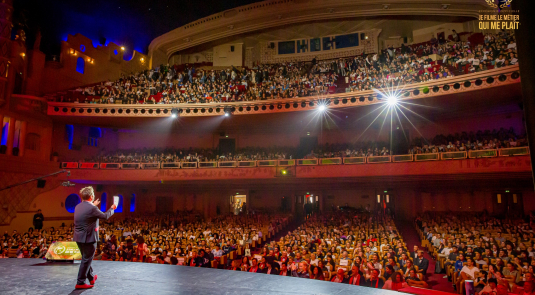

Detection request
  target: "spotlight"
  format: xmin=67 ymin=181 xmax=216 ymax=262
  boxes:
xmin=171 ymin=108 xmax=179 ymax=118
xmin=224 ymin=113 xmax=229 ymax=117
xmin=224 ymin=106 xmax=232 ymax=117
xmin=318 ymin=105 xmax=326 ymax=112
xmin=386 ymin=96 xmax=398 ymax=106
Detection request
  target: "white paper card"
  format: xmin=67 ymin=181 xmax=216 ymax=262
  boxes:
xmin=114 ymin=196 xmax=119 ymax=207
xmin=339 ymin=259 xmax=348 ymax=266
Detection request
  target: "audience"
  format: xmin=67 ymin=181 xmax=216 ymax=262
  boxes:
xmin=72 ymin=127 xmax=526 ymax=164
xmin=416 ymin=211 xmax=535 ymax=294
xmin=53 ymin=31 xmax=517 ymax=105
xmin=4 ymin=200 xmax=534 ymax=294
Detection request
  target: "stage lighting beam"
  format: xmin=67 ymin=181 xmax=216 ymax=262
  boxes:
xmin=318 ymin=105 xmax=326 ymax=112
xmin=387 ymin=95 xmax=398 ymax=106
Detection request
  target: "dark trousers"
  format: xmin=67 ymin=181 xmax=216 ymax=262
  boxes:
xmin=76 ymin=242 xmax=96 ymax=285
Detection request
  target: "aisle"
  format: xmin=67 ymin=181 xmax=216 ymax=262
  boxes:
xmin=395 ymin=220 xmax=456 ymax=293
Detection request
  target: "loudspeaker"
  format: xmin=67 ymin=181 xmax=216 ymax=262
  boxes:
xmin=220 ymin=132 xmax=225 ymax=137
xmin=37 ymin=180 xmax=46 ymax=188
xmin=360 ymin=33 xmax=365 ymax=40
xmin=230 ymin=45 xmax=235 ymax=52
xmin=403 ymin=37 xmax=408 ymax=43
xmin=96 ymin=185 xmax=103 ymax=192
xmin=269 ymin=42 xmax=275 ymax=49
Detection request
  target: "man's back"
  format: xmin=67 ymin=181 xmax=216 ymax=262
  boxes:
xmin=74 ymin=202 xmax=113 ymax=243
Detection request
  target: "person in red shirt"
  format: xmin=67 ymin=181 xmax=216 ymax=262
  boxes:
xmin=347 ymin=265 xmax=365 ymax=286
xmin=249 ymin=258 xmax=260 ymax=273
xmin=279 ymin=263 xmax=290 ymax=276
xmin=187 ymin=252 xmax=198 ymax=267
xmin=331 ymin=269 xmax=346 ymax=283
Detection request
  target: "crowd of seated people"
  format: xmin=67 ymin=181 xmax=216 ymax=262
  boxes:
xmin=227 ymin=210 xmax=429 ymax=291
xmin=64 ymin=61 xmax=337 ymax=104
xmin=319 ymin=31 xmax=517 ymax=93
xmin=408 ymin=127 xmax=526 ymax=154
xmin=415 ymin=211 xmax=535 ymax=295
xmin=0 ymin=211 xmax=290 ymax=266
xmin=77 ymin=127 xmax=527 ymax=164
xmin=0 ymin=207 xmax=432 ymax=292
xmin=83 ymin=146 xmax=298 ymax=163
xmin=55 ymin=31 xmax=516 ymax=105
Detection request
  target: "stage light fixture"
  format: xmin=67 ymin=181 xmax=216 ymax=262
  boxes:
xmin=224 ymin=107 xmax=232 ymax=117
xmin=386 ymin=95 xmax=398 ymax=106
xmin=171 ymin=108 xmax=179 ymax=118
xmin=317 ymin=104 xmax=326 ymax=112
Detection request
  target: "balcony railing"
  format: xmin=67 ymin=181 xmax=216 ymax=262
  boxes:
xmin=441 ymin=151 xmax=467 ymax=160
xmin=469 ymin=149 xmax=498 ymax=158
xmin=500 ymin=147 xmax=529 ymax=156
xmin=60 ymin=147 xmax=529 ymax=170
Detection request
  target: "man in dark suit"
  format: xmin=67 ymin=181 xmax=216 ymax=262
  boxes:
xmin=365 ymin=269 xmax=385 ymax=289
xmin=74 ymin=186 xmax=116 ymax=289
xmin=414 ymin=250 xmax=429 ymax=275
xmin=262 ymin=261 xmax=279 ymax=275
xmin=410 ymin=245 xmax=420 ymax=260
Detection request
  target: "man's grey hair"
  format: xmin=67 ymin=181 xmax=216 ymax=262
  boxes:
xmin=79 ymin=186 xmax=94 ymax=201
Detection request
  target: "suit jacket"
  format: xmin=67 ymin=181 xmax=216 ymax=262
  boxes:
xmin=279 ymin=270 xmax=290 ymax=276
xmin=414 ymin=257 xmax=429 ymax=274
xmin=73 ymin=201 xmax=114 ymax=243
xmin=347 ymin=274 xmax=366 ymax=286
xmin=365 ymin=278 xmax=385 ymax=289
xmin=262 ymin=268 xmax=279 ymax=275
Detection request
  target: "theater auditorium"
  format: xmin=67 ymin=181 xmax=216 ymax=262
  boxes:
xmin=0 ymin=0 xmax=534 ymax=294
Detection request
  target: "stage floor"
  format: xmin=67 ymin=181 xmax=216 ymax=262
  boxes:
xmin=0 ymin=259 xmax=397 ymax=294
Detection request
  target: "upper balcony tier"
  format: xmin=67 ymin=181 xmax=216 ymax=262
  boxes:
xmin=148 ymin=0 xmax=487 ymax=65
xmin=46 ymin=65 xmax=520 ymax=119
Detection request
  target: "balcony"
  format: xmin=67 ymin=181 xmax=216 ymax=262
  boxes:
xmin=46 ymin=65 xmax=520 ymax=118
xmin=62 ymin=147 xmax=531 ymax=183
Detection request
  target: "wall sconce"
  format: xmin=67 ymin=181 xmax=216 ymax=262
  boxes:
xmin=140 ymin=57 xmax=145 ymax=63
xmin=90 ymin=59 xmax=94 ymax=64
xmin=21 ymin=53 xmax=26 ymax=57
xmin=69 ymin=49 xmax=75 ymax=55
xmin=121 ymin=46 xmax=125 ymax=51
xmin=87 ymin=57 xmax=91 ymax=62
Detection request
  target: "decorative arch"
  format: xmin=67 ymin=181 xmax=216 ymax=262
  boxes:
xmin=130 ymin=194 xmax=136 ymax=212
xmin=100 ymin=192 xmax=107 ymax=211
xmin=76 ymin=57 xmax=85 ymax=74
xmin=115 ymin=194 xmax=124 ymax=212
xmin=65 ymin=194 xmax=81 ymax=213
